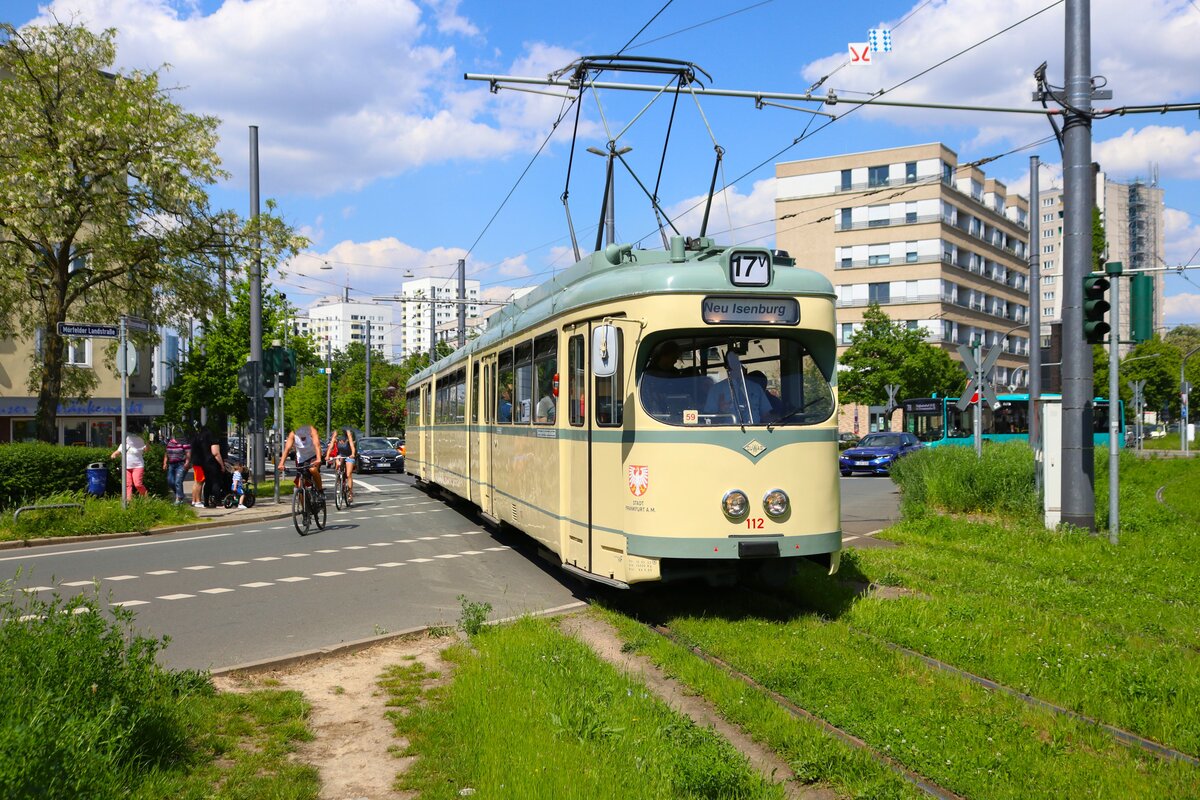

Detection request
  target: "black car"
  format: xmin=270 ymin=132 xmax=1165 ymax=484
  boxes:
xmin=355 ymin=437 xmax=404 ymax=473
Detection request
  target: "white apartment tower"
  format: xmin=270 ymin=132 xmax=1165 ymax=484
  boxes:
xmin=400 ymin=276 xmax=481 ymax=357
xmin=304 ymin=294 xmax=397 ymax=361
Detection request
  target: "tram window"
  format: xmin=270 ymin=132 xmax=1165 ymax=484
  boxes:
xmin=471 ymin=364 xmax=479 ymax=424
xmin=453 ymin=369 xmax=466 ymax=424
xmin=568 ymin=334 xmax=585 ymax=427
xmin=435 ymin=379 xmax=449 ymax=425
xmin=515 ymin=341 xmax=533 ymax=424
xmin=638 ymin=334 xmax=834 ymax=427
xmin=533 ymin=333 xmax=557 ymax=424
xmin=483 ymin=365 xmax=492 ymax=424
xmin=406 ymin=390 xmax=419 ymax=430
xmin=595 ymin=328 xmax=624 ymax=427
xmin=497 ymin=349 xmax=514 ymax=424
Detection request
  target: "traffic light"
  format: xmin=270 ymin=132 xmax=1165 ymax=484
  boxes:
xmin=281 ymin=348 xmax=297 ymax=388
xmin=262 ymin=347 xmax=282 ymax=385
xmin=1130 ymin=273 xmax=1153 ymax=344
xmin=1083 ymin=274 xmax=1110 ymax=344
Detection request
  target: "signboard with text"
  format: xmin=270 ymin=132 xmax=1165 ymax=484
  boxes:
xmin=701 ymin=297 xmax=799 ymax=325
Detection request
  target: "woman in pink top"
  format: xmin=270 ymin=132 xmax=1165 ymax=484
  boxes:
xmin=110 ymin=432 xmax=149 ymax=500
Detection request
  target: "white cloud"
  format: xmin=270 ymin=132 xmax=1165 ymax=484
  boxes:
xmin=281 ymin=237 xmax=467 ymax=307
xmin=1164 ymin=208 xmax=1200 ymax=266
xmin=665 ymin=178 xmax=777 ymax=248
xmin=1094 ymin=127 xmax=1200 ymax=180
xmin=1164 ymin=293 xmax=1200 ymax=324
xmin=28 ymin=0 xmax=572 ymax=194
xmin=800 ymin=0 xmax=1200 ymax=146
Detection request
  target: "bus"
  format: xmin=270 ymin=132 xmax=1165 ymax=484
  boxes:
xmin=901 ymin=394 xmax=1124 ymax=448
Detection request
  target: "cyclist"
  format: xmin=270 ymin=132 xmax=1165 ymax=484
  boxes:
xmin=276 ymin=423 xmax=325 ymax=503
xmin=327 ymin=426 xmax=357 ymax=498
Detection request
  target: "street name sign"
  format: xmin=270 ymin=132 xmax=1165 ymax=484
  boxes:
xmin=57 ymin=322 xmax=119 ymax=339
xmin=122 ymin=315 xmax=152 ymax=332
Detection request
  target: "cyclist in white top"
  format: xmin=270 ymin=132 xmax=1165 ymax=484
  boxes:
xmin=276 ymin=424 xmax=325 ymax=498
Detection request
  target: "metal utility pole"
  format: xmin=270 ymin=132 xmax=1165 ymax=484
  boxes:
xmin=1106 ymin=262 xmax=1121 ymax=544
xmin=272 ymin=338 xmax=282 ymax=505
xmin=429 ymin=289 xmax=436 ymax=362
xmin=249 ymin=125 xmax=265 ymax=485
xmin=457 ymin=258 xmax=467 ymax=349
xmin=325 ymin=338 xmax=332 ymax=443
xmin=973 ymin=340 xmax=983 ymax=457
xmin=365 ymin=318 xmax=372 ymax=437
xmin=1029 ymin=156 xmax=1043 ymax=491
xmin=1060 ymin=0 xmax=1097 ymax=531
xmin=1184 ymin=346 xmax=1199 ymax=455
xmin=119 ymin=316 xmax=128 ymax=510
xmin=1128 ymin=380 xmax=1145 ymax=452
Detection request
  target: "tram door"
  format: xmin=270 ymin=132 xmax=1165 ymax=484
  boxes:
xmin=564 ymin=329 xmax=590 ymax=570
xmin=420 ymin=385 xmax=430 ymax=480
xmin=478 ymin=356 xmax=495 ymax=516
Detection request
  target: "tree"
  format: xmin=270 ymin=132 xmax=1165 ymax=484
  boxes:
xmin=0 ymin=20 xmax=302 ymax=441
xmin=1120 ymin=336 xmax=1183 ymax=418
xmin=838 ymin=305 xmax=965 ymax=406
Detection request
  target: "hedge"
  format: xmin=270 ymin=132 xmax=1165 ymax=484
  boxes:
xmin=0 ymin=442 xmax=169 ymax=510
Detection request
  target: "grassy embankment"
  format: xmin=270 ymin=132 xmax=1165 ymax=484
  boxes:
xmin=0 ymin=490 xmax=197 ymax=542
xmin=0 ymin=585 xmax=317 ymax=799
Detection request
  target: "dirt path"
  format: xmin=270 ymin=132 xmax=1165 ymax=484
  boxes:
xmin=214 ymin=635 xmax=453 ymax=800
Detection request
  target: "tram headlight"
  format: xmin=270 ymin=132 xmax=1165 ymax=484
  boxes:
xmin=722 ymin=490 xmax=749 ymax=519
xmin=763 ymin=489 xmax=789 ymax=518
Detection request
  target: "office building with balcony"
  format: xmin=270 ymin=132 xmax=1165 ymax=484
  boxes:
xmin=775 ymin=143 xmax=1031 ymax=429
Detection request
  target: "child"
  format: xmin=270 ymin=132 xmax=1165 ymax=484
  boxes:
xmin=230 ymin=461 xmax=247 ymax=510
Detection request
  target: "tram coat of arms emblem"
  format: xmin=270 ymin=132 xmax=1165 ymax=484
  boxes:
xmin=628 ymin=465 xmax=650 ymax=497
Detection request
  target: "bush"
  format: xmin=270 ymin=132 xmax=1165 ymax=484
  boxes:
xmin=0 ymin=586 xmax=210 ymax=798
xmin=889 ymin=441 xmax=1039 ymax=519
xmin=0 ymin=442 xmax=169 ymax=510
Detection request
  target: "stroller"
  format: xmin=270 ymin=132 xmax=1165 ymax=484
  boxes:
xmin=203 ymin=464 xmax=257 ymax=509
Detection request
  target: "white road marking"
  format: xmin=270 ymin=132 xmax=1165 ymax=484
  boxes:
xmin=0 ymin=531 xmax=234 ymax=562
xmin=315 ymin=549 xmax=339 ymax=554
xmin=460 ymin=551 xmax=484 ymax=555
xmin=314 ymin=571 xmax=344 ymax=577
xmin=407 ymin=558 xmax=432 ymax=563
xmin=418 ymin=537 xmax=438 ymax=541
xmin=346 ymin=566 xmax=375 ymax=572
xmin=342 ymin=545 xmax=366 ymax=550
xmin=282 ymin=553 xmax=309 ymax=558
xmin=147 ymin=569 xmax=178 ymax=575
xmin=368 ymin=542 xmax=392 ymax=547
xmin=200 ymin=588 xmax=234 ymax=595
xmin=158 ymin=593 xmax=195 ymax=601
xmin=25 ymin=586 xmax=54 ymax=592
xmin=352 ymin=478 xmax=381 ymax=492
xmin=184 ymin=565 xmax=213 ymax=571
xmin=220 ymin=561 xmax=248 ymax=566
xmin=375 ymin=562 xmax=404 ymax=568
xmin=484 ymin=547 xmax=510 ymax=552
xmin=240 ymin=582 xmax=273 ymax=588
xmin=276 ymin=576 xmax=309 ymax=583
xmin=254 ymin=556 xmax=281 ymax=562
xmin=394 ymin=539 xmax=416 ymax=543
xmin=104 ymin=575 xmax=138 ymax=581
xmin=62 ymin=580 xmax=94 ymax=587
xmin=112 ymin=600 xmax=149 ymax=607
xmin=434 ymin=554 xmax=460 ymax=559
xmin=244 ymin=529 xmax=262 ymax=533
xmin=269 ymin=526 xmax=288 ymax=530
xmin=441 ymin=533 xmax=460 ymax=538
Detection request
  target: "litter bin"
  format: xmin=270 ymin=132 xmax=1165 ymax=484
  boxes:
xmin=86 ymin=462 xmax=108 ymax=497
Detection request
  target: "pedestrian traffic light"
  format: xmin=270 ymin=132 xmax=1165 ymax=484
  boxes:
xmin=262 ymin=347 xmax=282 ymax=385
xmin=281 ymin=348 xmax=297 ymax=388
xmin=1083 ymin=274 xmax=1110 ymax=344
xmin=1130 ymin=272 xmax=1153 ymax=344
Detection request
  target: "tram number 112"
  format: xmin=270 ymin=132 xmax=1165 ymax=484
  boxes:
xmin=746 ymin=517 xmax=765 ymax=529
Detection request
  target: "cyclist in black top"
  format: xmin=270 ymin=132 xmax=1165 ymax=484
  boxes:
xmin=327 ymin=427 xmax=357 ymax=496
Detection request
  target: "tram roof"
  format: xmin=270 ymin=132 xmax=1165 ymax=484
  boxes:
xmin=408 ymin=241 xmax=835 ymax=386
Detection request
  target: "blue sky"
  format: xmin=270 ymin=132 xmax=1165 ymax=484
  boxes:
xmin=9 ymin=0 xmax=1200 ymax=326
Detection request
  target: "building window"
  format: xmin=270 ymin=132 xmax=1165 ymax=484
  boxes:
xmin=840 ymin=323 xmax=854 ymax=344
xmin=1043 ymin=197 xmax=1055 ymax=206
xmin=64 ymin=338 xmax=90 ymax=367
xmin=1042 ymin=244 xmax=1054 ymax=254
xmin=1042 ymin=275 xmax=1055 ymax=285
xmin=841 ymin=169 xmax=852 ymax=190
xmin=1043 ymin=292 xmax=1055 ymax=301
xmin=906 ymin=242 xmax=918 ymax=263
xmin=905 ymin=161 xmax=917 ymax=183
xmin=1043 ymin=306 xmax=1054 ymax=317
xmin=868 ymin=253 xmax=890 ymax=266
xmin=841 ymin=257 xmax=853 ymax=268
xmin=868 ymin=283 xmax=890 ymax=304
xmin=1043 ymin=260 xmax=1054 ymax=270
xmin=1042 ymin=213 xmax=1053 ymax=222
xmin=840 ymin=208 xmax=851 ymax=228
xmin=942 ymin=161 xmax=953 ymax=184
xmin=868 ymin=165 xmax=889 ymax=187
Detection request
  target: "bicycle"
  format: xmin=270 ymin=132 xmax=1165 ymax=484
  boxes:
xmin=331 ymin=457 xmax=354 ymax=510
xmin=289 ymin=464 xmax=327 ymax=535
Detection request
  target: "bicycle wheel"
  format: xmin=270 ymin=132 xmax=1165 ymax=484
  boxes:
xmin=313 ymin=488 xmax=327 ymax=530
xmin=292 ymin=488 xmax=310 ymax=535
xmin=334 ymin=473 xmax=344 ymax=510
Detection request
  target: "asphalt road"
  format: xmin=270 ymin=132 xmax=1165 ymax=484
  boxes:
xmin=3 ymin=471 xmax=901 ymax=670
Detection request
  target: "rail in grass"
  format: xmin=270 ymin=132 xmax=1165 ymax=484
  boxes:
xmin=901 ymin=394 xmax=1124 ymax=447
xmin=405 ymin=239 xmax=842 ymax=587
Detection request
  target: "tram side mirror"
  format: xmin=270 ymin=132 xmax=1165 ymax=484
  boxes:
xmin=592 ymin=325 xmax=619 ymax=378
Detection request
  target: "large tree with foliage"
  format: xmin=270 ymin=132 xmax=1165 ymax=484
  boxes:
xmin=838 ymin=304 xmax=966 ymax=406
xmin=0 ymin=20 xmax=302 ymax=441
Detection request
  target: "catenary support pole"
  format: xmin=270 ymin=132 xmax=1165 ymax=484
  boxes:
xmin=120 ymin=316 xmax=128 ymax=510
xmin=1107 ymin=262 xmax=1122 ymax=544
xmin=974 ymin=340 xmax=983 ymax=458
xmin=365 ymin=319 xmax=372 ymax=437
xmin=1029 ymin=156 xmax=1043 ymax=493
xmin=1061 ymin=0 xmax=1096 ymax=530
xmin=249 ymin=125 xmax=265 ymax=486
xmin=1184 ymin=346 xmax=1199 ymax=455
xmin=457 ymin=258 xmax=466 ymax=349
xmin=325 ymin=338 xmax=332 ymax=443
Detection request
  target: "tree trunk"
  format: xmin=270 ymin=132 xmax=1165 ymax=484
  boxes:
xmin=35 ymin=274 xmax=69 ymax=444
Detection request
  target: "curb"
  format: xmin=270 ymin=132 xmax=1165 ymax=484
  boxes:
xmin=0 ymin=509 xmax=294 ymax=551
xmin=211 ymin=601 xmax=589 ymax=677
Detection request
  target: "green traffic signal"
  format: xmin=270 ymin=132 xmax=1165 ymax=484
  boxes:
xmin=1083 ymin=274 xmax=1110 ymax=344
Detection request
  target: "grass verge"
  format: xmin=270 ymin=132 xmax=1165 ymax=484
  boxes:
xmin=0 ymin=490 xmax=196 ymax=541
xmin=0 ymin=586 xmax=317 ymax=799
xmin=383 ymin=616 xmax=786 ymax=799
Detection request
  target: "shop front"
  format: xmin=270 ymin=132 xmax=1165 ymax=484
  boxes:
xmin=0 ymin=397 xmax=165 ymax=446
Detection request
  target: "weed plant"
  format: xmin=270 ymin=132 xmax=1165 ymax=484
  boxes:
xmin=389 ymin=616 xmax=784 ymax=799
xmin=0 ymin=586 xmax=205 ymax=798
xmin=0 ymin=490 xmax=195 ymax=541
xmin=456 ymin=593 xmax=492 ymax=636
xmin=888 ymin=441 xmax=1039 ymax=518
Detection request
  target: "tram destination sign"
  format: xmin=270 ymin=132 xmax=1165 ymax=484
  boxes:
xmin=701 ymin=296 xmax=799 ymax=325
xmin=57 ymin=322 xmax=119 ymax=339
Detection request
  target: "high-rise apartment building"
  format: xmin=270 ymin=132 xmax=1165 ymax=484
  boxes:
xmin=304 ymin=295 xmax=397 ymax=361
xmin=775 ymin=143 xmax=1032 ymax=397
xmin=1037 ymin=171 xmax=1165 ymax=356
xmin=400 ymin=277 xmax=481 ymax=357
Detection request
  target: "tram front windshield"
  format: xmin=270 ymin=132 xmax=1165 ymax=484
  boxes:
xmin=638 ymin=334 xmax=834 ymax=427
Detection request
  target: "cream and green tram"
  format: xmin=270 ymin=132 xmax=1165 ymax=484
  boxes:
xmin=406 ymin=238 xmax=841 ymax=587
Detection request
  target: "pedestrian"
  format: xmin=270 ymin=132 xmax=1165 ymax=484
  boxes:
xmin=110 ymin=430 xmax=149 ymax=500
xmin=162 ymin=431 xmax=190 ymax=504
xmin=189 ymin=425 xmax=224 ymax=507
xmin=229 ymin=461 xmax=248 ymax=510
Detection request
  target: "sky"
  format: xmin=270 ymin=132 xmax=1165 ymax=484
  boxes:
xmin=7 ymin=0 xmax=1200 ymax=328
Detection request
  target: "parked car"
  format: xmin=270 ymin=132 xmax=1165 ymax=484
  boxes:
xmin=838 ymin=432 xmax=860 ymax=451
xmin=355 ymin=437 xmax=404 ymax=473
xmin=839 ymin=432 xmax=922 ymax=476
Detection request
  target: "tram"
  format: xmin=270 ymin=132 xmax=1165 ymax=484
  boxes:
xmin=901 ymin=394 xmax=1124 ymax=447
xmin=405 ymin=239 xmax=841 ymax=587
